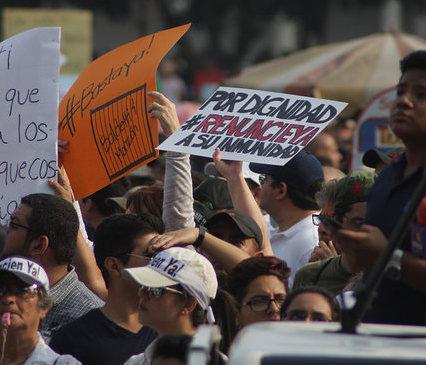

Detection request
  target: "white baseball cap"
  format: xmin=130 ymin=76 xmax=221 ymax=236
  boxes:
xmin=123 ymin=247 xmax=218 ymax=310
xmin=0 ymin=256 xmax=49 ymax=291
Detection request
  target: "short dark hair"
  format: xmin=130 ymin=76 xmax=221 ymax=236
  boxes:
xmin=271 ymin=178 xmax=322 ymax=210
xmin=151 ymin=335 xmax=192 ymax=363
xmin=94 ymin=213 xmax=164 ymax=287
xmin=21 ymin=194 xmax=79 ymax=264
xmin=126 ymin=185 xmax=164 ymax=220
xmin=280 ymin=286 xmax=340 ymax=321
xmin=85 ymin=182 xmax=127 ymax=216
xmin=400 ymin=51 xmax=426 ymax=74
xmin=227 ymin=256 xmax=290 ymax=304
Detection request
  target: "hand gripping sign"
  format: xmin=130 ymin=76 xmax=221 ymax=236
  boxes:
xmin=159 ymin=87 xmax=347 ymax=165
xmin=59 ymin=24 xmax=190 ymax=199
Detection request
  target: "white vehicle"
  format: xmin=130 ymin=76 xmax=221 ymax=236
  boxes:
xmin=188 ymin=322 xmax=426 ymax=365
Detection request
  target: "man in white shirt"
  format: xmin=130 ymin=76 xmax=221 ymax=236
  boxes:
xmin=250 ymin=150 xmax=324 ymax=284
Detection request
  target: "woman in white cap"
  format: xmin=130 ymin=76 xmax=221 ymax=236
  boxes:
xmin=123 ymin=247 xmax=218 ymax=365
xmin=0 ymin=255 xmax=81 ymax=365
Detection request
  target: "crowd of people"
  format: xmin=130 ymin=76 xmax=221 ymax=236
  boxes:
xmin=0 ymin=49 xmax=425 ymax=365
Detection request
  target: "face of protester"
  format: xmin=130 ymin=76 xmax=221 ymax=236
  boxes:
xmin=208 ymin=220 xmax=260 ymax=256
xmin=1 ymin=204 xmax=34 ymax=258
xmin=125 ymin=233 xmax=158 ymax=269
xmin=138 ymin=285 xmax=188 ymax=334
xmin=0 ymin=273 xmax=48 ymax=333
xmin=258 ymin=175 xmax=281 ymax=215
xmin=316 ymin=134 xmax=343 ymax=169
xmin=341 ymin=202 xmax=366 ymax=230
xmin=283 ymin=292 xmax=333 ymax=322
xmin=115 ymin=233 xmax=158 ymax=303
xmin=238 ymin=275 xmax=286 ymax=327
xmin=318 ymin=203 xmax=334 ymax=243
xmin=390 ymin=68 xmax=426 ymax=143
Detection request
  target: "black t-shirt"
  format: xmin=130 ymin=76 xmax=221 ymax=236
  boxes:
xmin=364 ymin=155 xmax=426 ymax=325
xmin=50 ymin=308 xmax=157 ymax=365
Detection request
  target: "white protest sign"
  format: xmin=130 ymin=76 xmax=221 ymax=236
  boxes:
xmin=0 ymin=28 xmax=60 ymax=223
xmin=158 ymin=87 xmax=347 ymax=165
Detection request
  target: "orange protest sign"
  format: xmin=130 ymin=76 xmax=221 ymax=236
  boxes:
xmin=59 ymin=23 xmax=190 ymax=199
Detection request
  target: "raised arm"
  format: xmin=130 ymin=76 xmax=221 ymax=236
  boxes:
xmin=213 ymin=149 xmax=273 ymax=255
xmin=48 ymin=167 xmax=107 ymax=300
xmin=148 ymin=91 xmax=194 ymax=231
xmin=148 ymin=227 xmax=250 ymax=272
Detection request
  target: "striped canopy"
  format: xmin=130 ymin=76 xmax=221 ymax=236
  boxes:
xmin=225 ymin=32 xmax=426 ymax=116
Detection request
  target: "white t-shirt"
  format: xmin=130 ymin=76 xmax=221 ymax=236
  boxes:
xmin=270 ymin=215 xmax=318 ymax=287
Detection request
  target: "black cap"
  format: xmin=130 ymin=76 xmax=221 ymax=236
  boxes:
xmin=206 ymin=210 xmax=263 ymax=250
xmin=362 ymin=149 xmax=392 ymax=169
xmin=193 ymin=177 xmax=233 ymax=210
xmin=250 ymin=150 xmax=324 ymax=195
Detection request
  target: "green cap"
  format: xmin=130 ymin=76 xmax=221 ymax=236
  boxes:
xmin=334 ymin=171 xmax=376 ymax=218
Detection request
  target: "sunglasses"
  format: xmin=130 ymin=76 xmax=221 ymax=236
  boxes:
xmin=244 ymin=295 xmax=286 ymax=312
xmin=137 ymin=285 xmax=185 ymax=299
xmin=283 ymin=309 xmax=330 ymax=322
xmin=312 ymin=214 xmax=342 ymax=229
xmin=0 ymin=283 xmax=39 ymax=298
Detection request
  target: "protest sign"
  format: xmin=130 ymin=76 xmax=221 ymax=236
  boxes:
xmin=158 ymin=87 xmax=347 ymax=165
xmin=3 ymin=8 xmax=92 ymax=75
xmin=351 ymin=87 xmax=403 ymax=170
xmin=0 ymin=27 xmax=60 ymax=223
xmin=59 ymin=24 xmax=190 ymax=199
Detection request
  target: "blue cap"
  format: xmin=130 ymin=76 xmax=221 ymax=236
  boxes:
xmin=249 ymin=150 xmax=324 ymax=195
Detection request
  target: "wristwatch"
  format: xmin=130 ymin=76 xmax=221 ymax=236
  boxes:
xmin=194 ymin=226 xmax=206 ymax=248
xmin=386 ymin=249 xmax=403 ymax=280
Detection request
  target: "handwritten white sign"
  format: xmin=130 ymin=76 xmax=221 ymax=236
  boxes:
xmin=0 ymin=27 xmax=60 ymax=223
xmin=158 ymin=87 xmax=347 ymax=165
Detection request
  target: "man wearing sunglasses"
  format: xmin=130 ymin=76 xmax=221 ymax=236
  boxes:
xmin=0 ymin=256 xmax=80 ymax=364
xmin=293 ymin=171 xmax=376 ymax=295
xmin=1 ymin=193 xmax=103 ymax=341
xmin=49 ymin=213 xmax=159 ymax=365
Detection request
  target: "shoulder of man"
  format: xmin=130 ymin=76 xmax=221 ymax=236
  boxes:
xmin=49 ymin=309 xmax=100 ymax=352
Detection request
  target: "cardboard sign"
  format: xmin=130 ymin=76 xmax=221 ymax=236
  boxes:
xmin=159 ymin=87 xmax=347 ymax=165
xmin=351 ymin=87 xmax=403 ymax=170
xmin=59 ymin=24 xmax=190 ymax=199
xmin=0 ymin=28 xmax=60 ymax=223
xmin=3 ymin=7 xmax=92 ymax=75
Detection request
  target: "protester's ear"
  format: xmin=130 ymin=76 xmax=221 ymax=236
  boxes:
xmin=252 ymin=186 xmax=262 ymax=204
xmin=28 ymin=235 xmax=49 ymax=257
xmin=275 ymin=182 xmax=287 ymax=200
xmin=104 ymin=257 xmax=124 ymax=279
xmin=253 ymin=250 xmax=264 ymax=257
xmin=182 ymin=297 xmax=198 ymax=315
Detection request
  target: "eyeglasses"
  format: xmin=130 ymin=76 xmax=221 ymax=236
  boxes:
xmin=126 ymin=253 xmax=152 ymax=266
xmin=0 ymin=283 xmax=39 ymax=298
xmin=312 ymin=214 xmax=342 ymax=229
xmin=283 ymin=309 xmax=330 ymax=322
xmin=244 ymin=295 xmax=286 ymax=312
xmin=138 ymin=285 xmax=186 ymax=299
xmin=7 ymin=220 xmax=33 ymax=232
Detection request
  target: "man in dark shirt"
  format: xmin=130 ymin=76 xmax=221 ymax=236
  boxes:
xmin=336 ymin=51 xmax=426 ymax=325
xmin=50 ymin=214 xmax=160 ymax=365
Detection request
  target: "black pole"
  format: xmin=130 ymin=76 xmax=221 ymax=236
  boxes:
xmin=340 ymin=164 xmax=426 ymax=334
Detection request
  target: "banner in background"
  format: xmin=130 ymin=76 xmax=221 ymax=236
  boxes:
xmin=3 ymin=8 xmax=92 ymax=75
